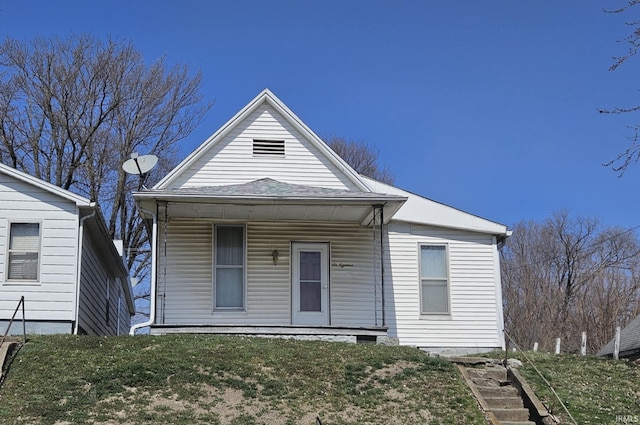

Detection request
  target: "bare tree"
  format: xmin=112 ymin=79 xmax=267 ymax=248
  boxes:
xmin=0 ymin=34 xmax=211 ymax=319
xmin=324 ymin=135 xmax=394 ymax=184
xmin=501 ymin=210 xmax=640 ymax=353
xmin=601 ymin=2 xmax=640 ymax=174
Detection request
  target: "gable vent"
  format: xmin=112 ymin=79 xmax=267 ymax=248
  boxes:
xmin=253 ymin=139 xmax=285 ymax=156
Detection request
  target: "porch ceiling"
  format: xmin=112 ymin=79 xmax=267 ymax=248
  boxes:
xmin=134 ymin=178 xmax=407 ymax=225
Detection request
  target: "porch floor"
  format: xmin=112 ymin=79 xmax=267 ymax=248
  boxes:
xmin=150 ymin=324 xmax=392 ymax=344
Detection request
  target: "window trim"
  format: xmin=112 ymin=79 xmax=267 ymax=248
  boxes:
xmin=5 ymin=221 xmax=42 ymax=283
xmin=212 ymin=223 xmax=247 ymax=311
xmin=418 ymin=243 xmax=451 ymax=316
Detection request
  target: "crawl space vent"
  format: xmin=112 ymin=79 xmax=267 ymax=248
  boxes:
xmin=253 ymin=139 xmax=285 ymax=156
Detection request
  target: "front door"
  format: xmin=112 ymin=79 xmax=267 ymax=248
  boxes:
xmin=292 ymin=243 xmax=329 ymax=326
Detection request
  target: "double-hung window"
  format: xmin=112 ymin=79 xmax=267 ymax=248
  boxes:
xmin=214 ymin=225 xmax=245 ymax=310
xmin=7 ymin=223 xmax=40 ymax=281
xmin=419 ymin=244 xmax=449 ymax=314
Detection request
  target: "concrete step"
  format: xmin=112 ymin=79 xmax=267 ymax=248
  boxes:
xmin=0 ymin=340 xmax=20 ymax=380
xmin=467 ymin=365 xmax=507 ymax=381
xmin=491 ymin=408 xmax=531 ymax=422
xmin=475 ymin=385 xmax=519 ymax=398
xmin=500 ymin=422 xmax=536 ymax=425
xmin=484 ymin=396 xmax=523 ymax=409
xmin=471 ymin=377 xmax=507 ymax=387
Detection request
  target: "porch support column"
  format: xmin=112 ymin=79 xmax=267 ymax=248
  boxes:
xmin=373 ymin=204 xmax=386 ymax=327
xmin=158 ymin=201 xmax=168 ymax=325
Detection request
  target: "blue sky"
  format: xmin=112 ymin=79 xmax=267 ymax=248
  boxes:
xmin=1 ymin=1 xmax=638 ymax=229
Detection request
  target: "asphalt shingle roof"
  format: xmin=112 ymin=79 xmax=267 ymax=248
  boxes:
xmin=154 ymin=178 xmax=402 ymax=200
xmin=597 ymin=314 xmax=640 ymax=357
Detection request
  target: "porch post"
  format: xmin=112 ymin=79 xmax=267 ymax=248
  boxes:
xmin=373 ymin=204 xmax=386 ymax=327
xmin=380 ymin=205 xmax=385 ymax=327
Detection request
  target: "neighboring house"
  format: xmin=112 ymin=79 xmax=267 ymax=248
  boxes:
xmin=131 ymin=89 xmax=510 ymax=355
xmin=598 ymin=315 xmax=640 ymax=360
xmin=0 ymin=163 xmax=135 ymax=336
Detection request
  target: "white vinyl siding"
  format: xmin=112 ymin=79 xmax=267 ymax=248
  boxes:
xmin=168 ymin=104 xmax=361 ymax=191
xmin=253 ymin=139 xmax=285 ymax=156
xmin=0 ymin=173 xmax=79 ymax=322
xmin=214 ymin=224 xmax=246 ymax=310
xmin=157 ymin=220 xmax=377 ymax=326
xmin=7 ymin=222 xmax=41 ymax=281
xmin=419 ymin=245 xmax=449 ymax=315
xmin=386 ymin=222 xmax=502 ymax=350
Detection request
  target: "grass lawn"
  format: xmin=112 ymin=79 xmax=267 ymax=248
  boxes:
xmin=0 ymin=335 xmax=489 ymax=425
xmin=505 ymin=351 xmax=640 ymax=425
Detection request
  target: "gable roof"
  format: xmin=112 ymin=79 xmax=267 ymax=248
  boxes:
xmin=361 ymin=175 xmax=510 ymax=236
xmin=0 ymin=162 xmax=91 ymax=206
xmin=0 ymin=162 xmax=134 ymax=312
xmin=136 ymin=178 xmax=406 ymax=225
xmin=155 ymin=89 xmax=371 ymax=192
xmin=598 ymin=314 xmax=640 ymax=358
xmin=144 ymin=178 xmax=402 ymax=201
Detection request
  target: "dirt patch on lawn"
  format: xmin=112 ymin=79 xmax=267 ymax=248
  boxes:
xmin=86 ymin=360 xmax=434 ymax=424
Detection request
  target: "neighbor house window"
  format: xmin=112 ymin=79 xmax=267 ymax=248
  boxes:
xmin=7 ymin=223 xmax=40 ymax=281
xmin=419 ymin=244 xmax=449 ymax=314
xmin=214 ymin=225 xmax=245 ymax=309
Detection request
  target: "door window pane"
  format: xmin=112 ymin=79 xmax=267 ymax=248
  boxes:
xmin=299 ymin=251 xmax=322 ymax=312
xmin=300 ymin=251 xmax=321 ymax=280
xmin=300 ymin=281 xmax=321 ymax=311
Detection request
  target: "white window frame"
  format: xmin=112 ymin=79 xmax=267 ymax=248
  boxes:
xmin=6 ymin=221 xmax=42 ymax=283
xmin=213 ymin=224 xmax=246 ymax=311
xmin=418 ymin=243 xmax=450 ymax=315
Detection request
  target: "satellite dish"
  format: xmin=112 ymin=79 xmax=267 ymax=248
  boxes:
xmin=122 ymin=152 xmax=158 ymax=176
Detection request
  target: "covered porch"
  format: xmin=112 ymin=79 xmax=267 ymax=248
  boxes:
xmin=133 ymin=179 xmax=406 ymax=335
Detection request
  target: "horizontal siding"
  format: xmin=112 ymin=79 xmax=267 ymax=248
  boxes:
xmin=78 ymin=232 xmax=109 ymax=335
xmin=78 ymin=232 xmax=130 ymax=335
xmin=0 ymin=218 xmax=5 ymax=282
xmin=0 ymin=175 xmax=79 ymax=321
xmin=116 ymin=285 xmax=132 ymax=335
xmin=159 ymin=220 xmax=378 ymax=327
xmin=386 ymin=222 xmax=502 ymax=349
xmin=157 ymin=220 xmax=214 ymax=322
xmin=170 ymin=105 xmax=360 ymax=191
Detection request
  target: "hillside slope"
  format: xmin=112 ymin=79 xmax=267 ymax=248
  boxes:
xmin=513 ymin=351 xmax=640 ymax=425
xmin=0 ymin=335 xmax=488 ymax=425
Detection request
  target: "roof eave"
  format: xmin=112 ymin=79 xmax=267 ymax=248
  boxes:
xmin=0 ymin=162 xmax=91 ymax=206
xmin=81 ymin=205 xmax=129 ymax=278
xmin=133 ymin=191 xmax=407 ymax=205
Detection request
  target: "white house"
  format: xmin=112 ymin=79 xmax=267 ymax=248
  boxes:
xmin=131 ymin=89 xmax=509 ymax=355
xmin=0 ymin=163 xmax=135 ymax=336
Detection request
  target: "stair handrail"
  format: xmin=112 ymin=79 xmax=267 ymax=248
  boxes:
xmin=504 ymin=330 xmax=578 ymax=425
xmin=0 ymin=296 xmax=26 ymax=350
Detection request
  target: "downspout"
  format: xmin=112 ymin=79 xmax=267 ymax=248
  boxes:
xmin=73 ymin=203 xmax=97 ymax=335
xmin=129 ymin=204 xmax=158 ymax=335
xmin=494 ymin=231 xmax=511 ymax=349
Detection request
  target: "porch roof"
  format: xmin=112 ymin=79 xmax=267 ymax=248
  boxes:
xmin=134 ymin=178 xmax=407 ymax=224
